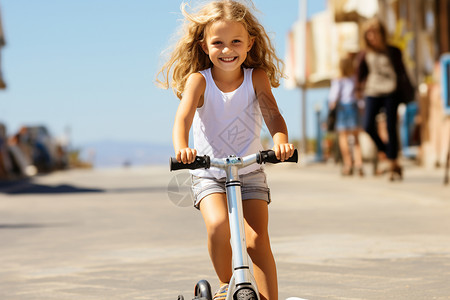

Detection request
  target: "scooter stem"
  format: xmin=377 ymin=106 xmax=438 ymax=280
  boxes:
xmin=225 ymin=163 xmax=254 ymax=287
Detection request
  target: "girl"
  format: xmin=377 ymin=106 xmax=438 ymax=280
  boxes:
xmin=157 ymin=1 xmax=294 ymax=299
xmin=328 ymin=55 xmax=364 ymax=176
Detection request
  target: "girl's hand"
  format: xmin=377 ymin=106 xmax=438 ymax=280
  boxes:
xmin=176 ymin=148 xmax=197 ymax=164
xmin=272 ymin=143 xmax=295 ymax=161
xmin=329 ymin=101 xmax=336 ymax=110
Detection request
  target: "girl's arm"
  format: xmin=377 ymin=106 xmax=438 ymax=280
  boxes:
xmin=253 ymin=68 xmax=294 ymax=161
xmin=328 ymin=79 xmax=340 ymax=109
xmin=172 ymin=73 xmax=205 ymax=164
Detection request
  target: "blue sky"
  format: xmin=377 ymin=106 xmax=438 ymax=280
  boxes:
xmin=0 ymin=0 xmax=327 ymax=150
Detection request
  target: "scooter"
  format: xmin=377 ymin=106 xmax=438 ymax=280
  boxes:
xmin=170 ymin=149 xmax=298 ymax=300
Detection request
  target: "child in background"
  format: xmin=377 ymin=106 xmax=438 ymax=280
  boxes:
xmin=157 ymin=1 xmax=294 ymax=299
xmin=328 ymin=55 xmax=364 ymax=176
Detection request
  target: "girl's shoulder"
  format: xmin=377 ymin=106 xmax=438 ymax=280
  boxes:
xmin=186 ymin=72 xmax=206 ymax=90
xmin=251 ymin=68 xmax=270 ymax=93
xmin=332 ymin=76 xmax=354 ymax=87
xmin=251 ymin=68 xmax=267 ymax=78
xmin=342 ymin=76 xmax=356 ymax=83
xmin=251 ymin=68 xmax=270 ymax=83
xmin=184 ymin=72 xmax=206 ymax=104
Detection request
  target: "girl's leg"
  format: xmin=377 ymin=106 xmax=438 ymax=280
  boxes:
xmin=199 ymin=193 xmax=233 ymax=286
xmin=243 ymin=199 xmax=277 ymax=300
xmin=352 ymin=129 xmax=363 ymax=168
xmin=338 ymin=130 xmax=352 ymax=174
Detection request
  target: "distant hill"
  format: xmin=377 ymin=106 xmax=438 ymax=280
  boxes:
xmin=79 ymin=140 xmax=173 ymax=168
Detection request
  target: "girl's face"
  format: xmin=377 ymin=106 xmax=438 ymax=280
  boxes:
xmin=202 ymin=20 xmax=254 ymax=74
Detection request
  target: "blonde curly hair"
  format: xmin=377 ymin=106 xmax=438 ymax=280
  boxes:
xmin=156 ymin=0 xmax=284 ymax=99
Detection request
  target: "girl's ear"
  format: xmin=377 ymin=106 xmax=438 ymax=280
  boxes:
xmin=201 ymin=42 xmax=209 ymax=55
xmin=247 ymin=36 xmax=255 ymax=52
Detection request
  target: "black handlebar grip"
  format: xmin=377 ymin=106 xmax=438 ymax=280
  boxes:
xmin=258 ymin=149 xmax=298 ymax=164
xmin=170 ymin=155 xmax=211 ymax=171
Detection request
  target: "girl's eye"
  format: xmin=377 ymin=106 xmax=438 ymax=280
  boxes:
xmin=233 ymin=40 xmax=241 ymax=43
xmin=212 ymin=41 xmax=222 ymax=45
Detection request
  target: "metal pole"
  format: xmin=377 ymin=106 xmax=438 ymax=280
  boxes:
xmin=299 ymin=0 xmax=308 ymax=152
xmin=315 ymin=105 xmax=322 ymax=161
xmin=445 ymin=136 xmax=450 ymax=185
xmin=301 ymin=86 xmax=307 ymax=152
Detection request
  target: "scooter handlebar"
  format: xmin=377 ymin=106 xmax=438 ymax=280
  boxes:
xmin=258 ymin=149 xmax=298 ymax=164
xmin=169 ymin=155 xmax=210 ymax=171
xmin=169 ymin=149 xmax=298 ymax=171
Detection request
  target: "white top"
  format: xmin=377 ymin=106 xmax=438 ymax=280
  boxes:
xmin=191 ymin=68 xmax=263 ymax=179
xmin=364 ymin=51 xmax=397 ymax=97
xmin=328 ymin=77 xmax=357 ymax=105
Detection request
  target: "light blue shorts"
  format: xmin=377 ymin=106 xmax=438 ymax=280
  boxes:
xmin=336 ymin=103 xmax=360 ymax=131
xmin=191 ymin=169 xmax=271 ymax=209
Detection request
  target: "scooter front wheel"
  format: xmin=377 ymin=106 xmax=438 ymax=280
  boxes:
xmin=194 ymin=280 xmax=212 ymax=300
xmin=234 ymin=287 xmax=257 ymax=300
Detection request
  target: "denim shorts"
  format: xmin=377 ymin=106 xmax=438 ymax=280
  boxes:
xmin=191 ymin=169 xmax=271 ymax=209
xmin=336 ymin=103 xmax=360 ymax=131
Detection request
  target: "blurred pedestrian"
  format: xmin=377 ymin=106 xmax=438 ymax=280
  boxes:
xmin=356 ymin=17 xmax=412 ymax=181
xmin=329 ymin=55 xmax=364 ymax=176
xmin=429 ymin=61 xmax=450 ymax=168
xmin=0 ymin=123 xmax=13 ymax=179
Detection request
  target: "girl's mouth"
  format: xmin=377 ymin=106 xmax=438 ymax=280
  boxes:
xmin=219 ymin=57 xmax=237 ymax=62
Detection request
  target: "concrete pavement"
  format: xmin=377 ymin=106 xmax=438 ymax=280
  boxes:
xmin=0 ymin=160 xmax=449 ymax=300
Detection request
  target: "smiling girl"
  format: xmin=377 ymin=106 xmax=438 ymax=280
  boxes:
xmin=157 ymin=1 xmax=294 ymax=299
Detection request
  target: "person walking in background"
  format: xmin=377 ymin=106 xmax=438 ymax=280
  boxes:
xmin=0 ymin=123 xmax=13 ymax=179
xmin=329 ymin=55 xmax=364 ymax=176
xmin=356 ymin=17 xmax=412 ymax=181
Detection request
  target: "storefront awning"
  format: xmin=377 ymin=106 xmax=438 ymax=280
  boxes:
xmin=332 ymin=0 xmax=378 ymax=22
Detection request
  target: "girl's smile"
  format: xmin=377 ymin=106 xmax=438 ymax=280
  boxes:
xmin=219 ymin=56 xmax=238 ymax=62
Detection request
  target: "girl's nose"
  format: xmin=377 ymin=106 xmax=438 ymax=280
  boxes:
xmin=223 ymin=46 xmax=232 ymax=54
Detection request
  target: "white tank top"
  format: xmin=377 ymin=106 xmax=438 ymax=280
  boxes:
xmin=191 ymin=68 xmax=263 ymax=179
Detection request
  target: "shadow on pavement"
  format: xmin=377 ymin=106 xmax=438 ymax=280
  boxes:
xmin=0 ymin=179 xmax=104 ymax=194
xmin=0 ymin=222 xmax=74 ymax=229
xmin=106 ymin=186 xmax=168 ymax=194
xmin=0 ymin=179 xmax=167 ymax=195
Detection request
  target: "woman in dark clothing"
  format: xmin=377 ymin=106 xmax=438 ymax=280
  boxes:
xmin=356 ymin=17 xmax=413 ymax=181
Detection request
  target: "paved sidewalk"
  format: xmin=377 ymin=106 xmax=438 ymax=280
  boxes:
xmin=0 ymin=161 xmax=449 ymax=300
